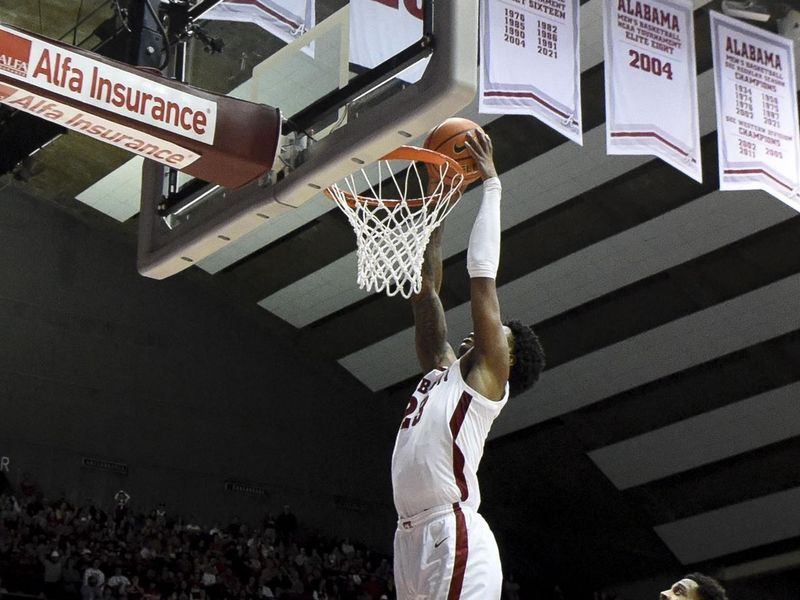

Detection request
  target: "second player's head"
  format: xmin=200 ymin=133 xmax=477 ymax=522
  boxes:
xmin=660 ymin=574 xmax=728 ymax=600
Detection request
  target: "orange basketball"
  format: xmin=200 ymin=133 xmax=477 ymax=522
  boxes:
xmin=423 ymin=117 xmax=485 ymax=187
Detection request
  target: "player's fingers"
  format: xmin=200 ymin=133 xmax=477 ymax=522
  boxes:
xmin=464 ymin=134 xmax=479 ymax=156
xmin=466 ymin=132 xmax=486 ymax=154
xmin=473 ymin=130 xmax=492 ymax=158
xmin=477 ymin=129 xmax=492 ymax=152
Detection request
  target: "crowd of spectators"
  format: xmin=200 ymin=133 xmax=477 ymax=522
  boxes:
xmin=0 ymin=476 xmax=396 ymax=600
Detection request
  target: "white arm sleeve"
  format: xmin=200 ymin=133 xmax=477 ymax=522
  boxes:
xmin=467 ymin=177 xmax=502 ymax=279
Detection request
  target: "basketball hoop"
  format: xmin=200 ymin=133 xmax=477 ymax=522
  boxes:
xmin=325 ymin=146 xmax=465 ymax=299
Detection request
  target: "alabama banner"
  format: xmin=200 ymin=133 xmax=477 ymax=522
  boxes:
xmin=201 ymin=0 xmax=315 ymax=45
xmin=479 ymin=0 xmax=582 ymax=145
xmin=711 ymin=11 xmax=800 ymax=211
xmin=349 ymin=0 xmax=426 ymax=83
xmin=604 ymin=0 xmax=702 ymax=182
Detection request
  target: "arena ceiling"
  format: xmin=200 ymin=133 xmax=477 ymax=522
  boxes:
xmin=2 ymin=0 xmax=800 ymax=594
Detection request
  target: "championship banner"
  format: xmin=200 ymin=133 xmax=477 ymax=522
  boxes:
xmin=711 ymin=11 xmax=800 ymax=210
xmin=604 ymin=0 xmax=702 ymax=182
xmin=201 ymin=0 xmax=315 ymax=45
xmin=0 ymin=23 xmax=281 ymax=188
xmin=479 ymin=0 xmax=582 ymax=145
xmin=349 ymin=0 xmax=426 ymax=83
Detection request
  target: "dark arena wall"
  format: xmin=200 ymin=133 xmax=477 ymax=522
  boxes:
xmin=0 ymin=184 xmax=400 ymax=550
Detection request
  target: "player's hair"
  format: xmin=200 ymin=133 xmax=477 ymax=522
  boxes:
xmin=504 ymin=320 xmax=545 ymax=397
xmin=686 ymin=573 xmax=728 ymax=600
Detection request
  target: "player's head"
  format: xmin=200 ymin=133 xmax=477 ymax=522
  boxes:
xmin=660 ymin=574 xmax=728 ymax=600
xmin=504 ymin=320 xmax=545 ymax=397
xmin=456 ymin=320 xmax=545 ymax=397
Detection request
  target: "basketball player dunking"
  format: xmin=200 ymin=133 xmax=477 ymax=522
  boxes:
xmin=391 ymin=129 xmax=546 ymax=599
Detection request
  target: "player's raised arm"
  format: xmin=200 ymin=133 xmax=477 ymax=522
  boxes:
xmin=410 ymin=219 xmax=456 ymax=372
xmin=462 ymin=130 xmax=511 ymax=401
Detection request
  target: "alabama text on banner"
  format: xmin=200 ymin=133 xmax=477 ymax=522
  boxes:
xmin=711 ymin=11 xmax=800 ymax=211
xmin=349 ymin=0 xmax=427 ymax=84
xmin=604 ymin=0 xmax=701 ymax=182
xmin=201 ymin=0 xmax=315 ymax=46
xmin=479 ymin=0 xmax=582 ymax=145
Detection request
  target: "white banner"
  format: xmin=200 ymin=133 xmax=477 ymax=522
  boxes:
xmin=711 ymin=11 xmax=800 ymax=211
xmin=479 ymin=0 xmax=582 ymax=145
xmin=349 ymin=0 xmax=426 ymax=83
xmin=201 ymin=0 xmax=315 ymax=45
xmin=604 ymin=0 xmax=702 ymax=182
xmin=0 ymin=82 xmax=200 ymax=168
xmin=0 ymin=25 xmax=218 ymax=144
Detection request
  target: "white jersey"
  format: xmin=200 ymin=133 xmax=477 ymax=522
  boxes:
xmin=391 ymin=359 xmax=508 ymax=518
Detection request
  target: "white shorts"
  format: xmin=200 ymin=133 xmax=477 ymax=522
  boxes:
xmin=393 ymin=503 xmax=502 ymax=600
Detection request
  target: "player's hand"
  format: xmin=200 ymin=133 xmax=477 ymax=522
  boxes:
xmin=464 ymin=129 xmax=498 ymax=181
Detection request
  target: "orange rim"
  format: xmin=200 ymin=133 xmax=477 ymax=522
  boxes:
xmin=324 ymin=145 xmax=465 ymax=208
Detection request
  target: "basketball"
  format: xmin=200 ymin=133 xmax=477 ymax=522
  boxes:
xmin=423 ymin=117 xmax=485 ymax=187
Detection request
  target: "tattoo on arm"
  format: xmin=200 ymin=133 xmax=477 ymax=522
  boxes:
xmin=411 ymin=223 xmax=454 ymax=370
xmin=421 ymin=225 xmax=444 ymax=293
xmin=413 ymin=292 xmax=454 ymax=371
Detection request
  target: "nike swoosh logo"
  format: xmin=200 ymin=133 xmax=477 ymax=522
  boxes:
xmin=434 ymin=537 xmax=448 ymax=548
xmin=453 ymin=143 xmax=466 ymax=153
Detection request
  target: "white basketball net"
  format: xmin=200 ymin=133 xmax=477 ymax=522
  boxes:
xmin=325 ymin=147 xmax=465 ymax=299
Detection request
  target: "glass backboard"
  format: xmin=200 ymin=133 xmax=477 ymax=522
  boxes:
xmin=137 ymin=0 xmax=478 ymax=279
